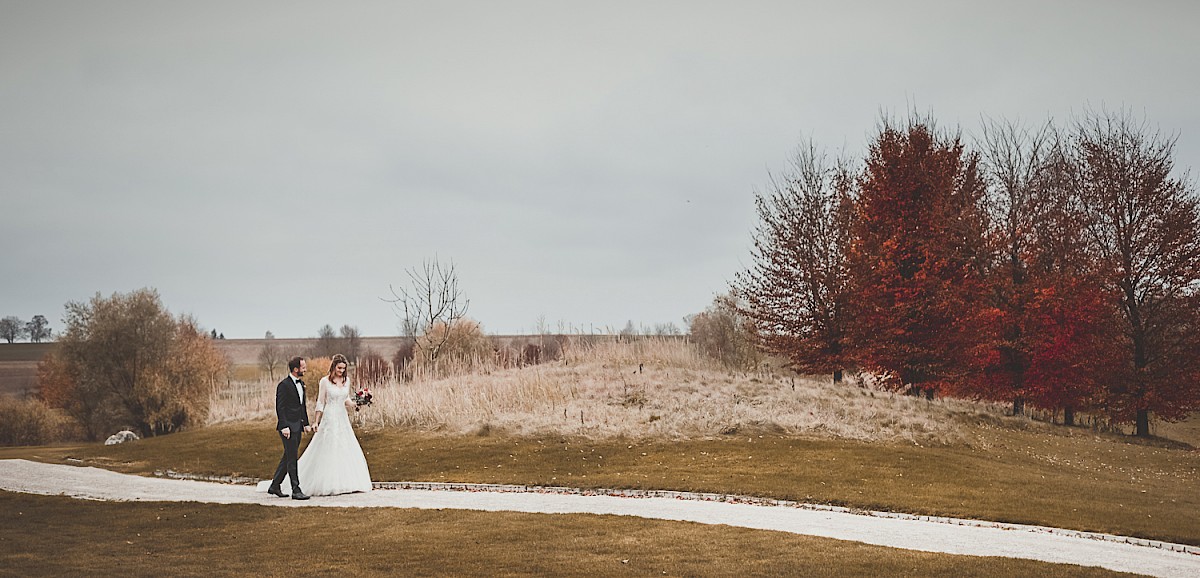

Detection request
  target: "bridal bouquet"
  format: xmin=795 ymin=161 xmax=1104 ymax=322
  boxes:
xmin=352 ymin=387 xmax=373 ymax=410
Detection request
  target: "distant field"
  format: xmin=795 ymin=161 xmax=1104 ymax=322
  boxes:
xmin=0 ymin=343 xmax=53 ymax=363
xmin=0 ymin=344 xmax=53 ymax=397
xmin=0 ymin=362 xmax=38 ymax=396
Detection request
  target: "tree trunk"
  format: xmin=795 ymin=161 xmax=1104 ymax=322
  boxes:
xmin=1135 ymin=409 xmax=1151 ymax=437
xmin=833 ymin=369 xmax=843 ymax=383
xmin=1063 ymin=406 xmax=1075 ymax=427
xmin=1012 ymin=396 xmax=1025 ymax=417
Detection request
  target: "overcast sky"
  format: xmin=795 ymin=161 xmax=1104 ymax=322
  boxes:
xmin=3 ymin=1 xmax=1198 ymax=339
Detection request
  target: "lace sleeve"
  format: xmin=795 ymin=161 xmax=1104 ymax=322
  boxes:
xmin=315 ymin=377 xmax=329 ymax=413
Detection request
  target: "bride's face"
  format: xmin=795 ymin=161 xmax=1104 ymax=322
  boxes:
xmin=334 ymin=362 xmax=347 ymax=377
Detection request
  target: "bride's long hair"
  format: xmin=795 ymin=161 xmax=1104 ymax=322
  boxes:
xmin=328 ymin=354 xmax=350 ymax=385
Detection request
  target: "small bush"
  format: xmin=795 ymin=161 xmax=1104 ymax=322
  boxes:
xmin=541 ymin=335 xmax=566 ymax=362
xmin=410 ymin=319 xmax=492 ymax=378
xmin=306 ymin=357 xmax=333 ymax=382
xmin=0 ymin=396 xmax=81 ymax=446
xmin=687 ymin=294 xmax=762 ymax=370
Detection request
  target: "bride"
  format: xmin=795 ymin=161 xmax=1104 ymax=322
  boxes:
xmin=258 ymin=354 xmax=372 ymax=496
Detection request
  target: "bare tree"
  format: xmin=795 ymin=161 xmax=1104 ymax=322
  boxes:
xmin=1068 ymin=108 xmax=1200 ymax=436
xmin=339 ymin=324 xmax=362 ymax=363
xmin=976 ymin=117 xmax=1056 ymax=415
xmin=383 ymin=258 xmax=470 ymax=364
xmin=25 ymin=315 xmax=52 ymax=343
xmin=0 ymin=316 xmax=26 ymax=343
xmin=312 ymin=324 xmax=339 ymax=358
xmin=258 ymin=330 xmax=281 ymax=381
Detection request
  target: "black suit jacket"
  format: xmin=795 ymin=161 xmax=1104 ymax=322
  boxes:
xmin=275 ymin=376 xmax=310 ymax=433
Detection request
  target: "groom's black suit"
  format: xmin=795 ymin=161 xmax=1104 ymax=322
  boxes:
xmin=271 ymin=375 xmax=310 ymax=493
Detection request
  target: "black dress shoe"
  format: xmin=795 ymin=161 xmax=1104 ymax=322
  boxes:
xmin=291 ymin=490 xmax=310 ymax=500
xmin=267 ymin=486 xmax=285 ymax=497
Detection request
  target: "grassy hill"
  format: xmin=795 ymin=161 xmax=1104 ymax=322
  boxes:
xmin=2 ymin=337 xmax=1194 ymax=576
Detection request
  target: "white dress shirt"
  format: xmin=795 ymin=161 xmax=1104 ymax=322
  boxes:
xmin=293 ymin=375 xmax=304 ymax=404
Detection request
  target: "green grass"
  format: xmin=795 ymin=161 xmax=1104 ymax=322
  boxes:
xmin=5 ymin=417 xmax=1196 ymax=546
xmin=0 ymin=491 xmax=1138 ymax=577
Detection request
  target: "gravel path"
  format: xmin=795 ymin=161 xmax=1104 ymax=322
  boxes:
xmin=2 ymin=459 xmax=1197 ymax=577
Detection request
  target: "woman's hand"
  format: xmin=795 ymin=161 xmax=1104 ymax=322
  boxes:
xmin=344 ymin=398 xmax=356 ymax=412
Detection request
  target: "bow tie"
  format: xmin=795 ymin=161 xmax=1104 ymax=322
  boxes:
xmin=296 ymin=379 xmax=304 ymax=386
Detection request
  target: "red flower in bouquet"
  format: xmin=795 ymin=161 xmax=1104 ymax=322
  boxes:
xmin=352 ymin=387 xmax=373 ymax=411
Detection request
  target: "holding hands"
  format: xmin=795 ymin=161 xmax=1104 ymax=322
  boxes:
xmin=282 ymin=424 xmax=314 ymax=439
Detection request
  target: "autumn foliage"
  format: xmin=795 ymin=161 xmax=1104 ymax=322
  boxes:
xmin=734 ymin=142 xmax=853 ymax=379
xmin=739 ymin=110 xmax=1200 ymax=436
xmin=848 ymin=119 xmax=990 ymax=396
xmin=38 ymin=288 xmax=227 ymax=439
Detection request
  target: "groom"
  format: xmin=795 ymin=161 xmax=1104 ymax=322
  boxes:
xmin=268 ymin=356 xmax=312 ymax=500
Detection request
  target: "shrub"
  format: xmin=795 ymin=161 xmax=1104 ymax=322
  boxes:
xmin=687 ymin=294 xmax=762 ymax=371
xmin=0 ymin=396 xmax=81 ymax=446
xmin=307 ymin=357 xmax=333 ymax=383
xmin=42 ymin=289 xmax=227 ymax=440
xmin=411 ymin=318 xmax=492 ymax=378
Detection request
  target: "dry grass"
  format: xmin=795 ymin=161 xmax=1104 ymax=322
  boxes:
xmin=55 ymin=337 xmax=1191 ymax=547
xmin=0 ymin=491 xmax=1138 ymax=577
xmin=1152 ymin=417 xmax=1200 ymax=448
xmin=208 ymin=338 xmax=997 ymax=445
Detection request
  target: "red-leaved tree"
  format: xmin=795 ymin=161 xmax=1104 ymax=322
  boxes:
xmin=970 ymin=119 xmax=1056 ymax=415
xmin=1067 ymin=109 xmax=1200 ymax=436
xmin=849 ymin=117 xmax=990 ymax=396
xmin=735 ymin=140 xmax=856 ymax=381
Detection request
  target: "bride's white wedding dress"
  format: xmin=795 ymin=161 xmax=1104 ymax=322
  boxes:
xmin=257 ymin=376 xmax=372 ymax=496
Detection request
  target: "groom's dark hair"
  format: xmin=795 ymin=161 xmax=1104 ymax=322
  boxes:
xmin=288 ymin=356 xmax=305 ymax=373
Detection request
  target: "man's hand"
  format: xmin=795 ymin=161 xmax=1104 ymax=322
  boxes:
xmin=280 ymin=427 xmax=290 ymax=439
xmin=303 ymin=425 xmax=313 ymax=433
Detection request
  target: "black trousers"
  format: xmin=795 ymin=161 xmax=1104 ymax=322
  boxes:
xmin=271 ymin=428 xmax=303 ymax=491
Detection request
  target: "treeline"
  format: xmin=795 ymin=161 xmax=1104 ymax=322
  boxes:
xmin=0 ymin=315 xmax=53 ymax=343
xmin=257 ymin=321 xmax=584 ymax=386
xmin=735 ymin=109 xmax=1200 ymax=436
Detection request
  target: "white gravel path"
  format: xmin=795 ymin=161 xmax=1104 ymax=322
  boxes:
xmin=2 ymin=459 xmax=1197 ymax=577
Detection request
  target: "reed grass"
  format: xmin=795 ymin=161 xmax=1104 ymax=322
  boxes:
xmin=208 ymin=338 xmax=1015 ymax=444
